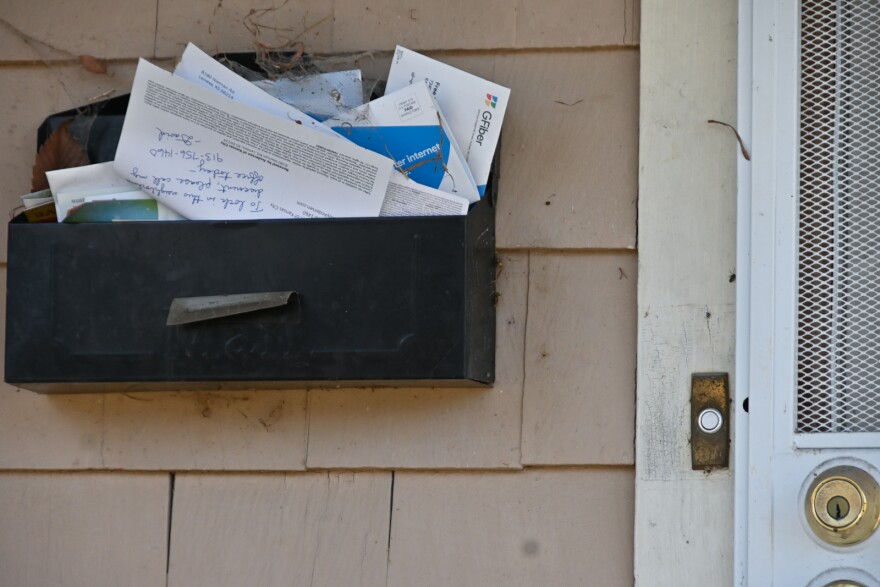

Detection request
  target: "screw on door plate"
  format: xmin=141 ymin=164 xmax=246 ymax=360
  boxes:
xmin=690 ymin=373 xmax=730 ymax=470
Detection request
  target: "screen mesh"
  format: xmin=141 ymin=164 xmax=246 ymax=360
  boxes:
xmin=797 ymin=0 xmax=880 ymax=433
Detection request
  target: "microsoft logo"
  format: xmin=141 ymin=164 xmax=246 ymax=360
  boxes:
xmin=485 ymin=94 xmax=499 ymax=109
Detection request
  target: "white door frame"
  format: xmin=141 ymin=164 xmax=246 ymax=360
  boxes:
xmin=634 ymin=0 xmax=738 ymax=584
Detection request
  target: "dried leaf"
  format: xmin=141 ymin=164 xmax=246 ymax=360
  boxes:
xmin=79 ymin=54 xmax=108 ymax=75
xmin=31 ymin=119 xmax=90 ymax=191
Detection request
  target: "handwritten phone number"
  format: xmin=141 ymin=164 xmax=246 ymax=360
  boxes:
xmin=149 ymin=148 xmax=224 ymax=163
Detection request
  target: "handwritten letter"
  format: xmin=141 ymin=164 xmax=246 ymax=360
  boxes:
xmin=114 ymin=59 xmax=393 ymax=220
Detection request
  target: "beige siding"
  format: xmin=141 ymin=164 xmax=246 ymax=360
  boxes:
xmin=0 ymin=0 xmax=157 ymax=61
xmin=522 ymin=251 xmax=637 ymax=465
xmin=0 ymin=0 xmax=641 ymax=584
xmin=169 ymin=473 xmax=391 ymax=587
xmin=515 ymin=0 xmax=640 ymax=47
xmin=156 ymin=0 xmax=334 ymax=57
xmin=101 ymin=390 xmax=309 ymax=470
xmin=332 ymin=0 xmax=518 ymax=52
xmin=388 ymin=470 xmax=635 ymax=587
xmin=495 ymin=51 xmax=639 ymax=249
xmin=0 ymin=473 xmax=170 ymax=587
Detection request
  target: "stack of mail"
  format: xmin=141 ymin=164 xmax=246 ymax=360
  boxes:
xmin=27 ymin=43 xmax=510 ymax=223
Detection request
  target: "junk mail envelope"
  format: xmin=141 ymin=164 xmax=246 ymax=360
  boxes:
xmin=324 ymin=83 xmax=480 ymax=203
xmin=386 ymin=46 xmax=510 ymax=197
xmin=253 ymin=70 xmax=365 ymax=122
xmin=174 ymin=43 xmax=338 ymax=138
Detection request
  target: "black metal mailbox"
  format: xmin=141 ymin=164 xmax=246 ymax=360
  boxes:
xmin=5 ymin=89 xmax=497 ymax=393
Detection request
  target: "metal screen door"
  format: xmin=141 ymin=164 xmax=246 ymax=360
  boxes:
xmin=798 ymin=0 xmax=880 ymax=436
xmin=739 ymin=0 xmax=880 ymax=584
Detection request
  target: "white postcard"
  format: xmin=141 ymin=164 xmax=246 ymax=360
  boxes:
xmin=325 ymin=83 xmax=480 ymax=203
xmin=173 ymin=43 xmax=338 ymax=138
xmin=386 ymin=46 xmax=510 ymax=197
xmin=114 ymin=59 xmax=393 ymax=220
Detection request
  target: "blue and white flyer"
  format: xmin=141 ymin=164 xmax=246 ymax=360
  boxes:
xmin=386 ymin=46 xmax=510 ymax=197
xmin=324 ymin=83 xmax=480 ymax=203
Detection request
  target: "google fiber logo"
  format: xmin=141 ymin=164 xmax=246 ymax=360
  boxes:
xmin=485 ymin=94 xmax=499 ymax=108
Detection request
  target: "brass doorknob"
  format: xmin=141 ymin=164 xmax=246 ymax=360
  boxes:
xmin=825 ymin=582 xmax=868 ymax=587
xmin=805 ymin=465 xmax=880 ymax=546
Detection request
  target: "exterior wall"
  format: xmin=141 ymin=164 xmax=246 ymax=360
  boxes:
xmin=0 ymin=1 xmax=640 ymax=585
